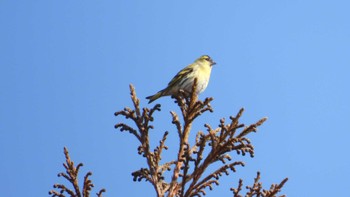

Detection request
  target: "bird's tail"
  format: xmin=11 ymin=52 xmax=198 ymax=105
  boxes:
xmin=146 ymin=91 xmax=163 ymax=104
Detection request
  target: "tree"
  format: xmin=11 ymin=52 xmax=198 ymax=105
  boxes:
xmin=50 ymin=80 xmax=288 ymax=197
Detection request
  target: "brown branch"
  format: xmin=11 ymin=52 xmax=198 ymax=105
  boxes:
xmin=170 ymin=111 xmax=183 ymax=139
xmin=49 ymin=147 xmax=106 ymax=197
xmin=154 ymin=131 xmax=170 ymax=166
xmin=237 ymin=117 xmax=268 ymax=138
xmin=187 ymin=162 xmax=245 ymax=197
xmin=114 ymin=123 xmax=140 ymax=141
xmin=231 ymin=171 xmax=288 ymax=197
xmin=231 ymin=179 xmax=244 ymax=197
xmin=168 ymin=79 xmax=215 ymax=197
xmin=114 ymin=81 xmax=287 ymax=197
xmin=83 ymin=172 xmax=93 ymax=197
xmin=97 ymin=189 xmax=106 ymax=197
xmin=115 ymin=84 xmax=171 ymax=197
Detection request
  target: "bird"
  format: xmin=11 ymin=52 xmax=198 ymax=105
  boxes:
xmin=146 ymin=55 xmax=216 ymax=103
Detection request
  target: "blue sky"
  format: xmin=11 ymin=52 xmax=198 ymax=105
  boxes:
xmin=1 ymin=1 xmax=349 ymax=196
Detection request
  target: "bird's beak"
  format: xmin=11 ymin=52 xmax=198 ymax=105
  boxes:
xmin=211 ymin=60 xmax=216 ymax=66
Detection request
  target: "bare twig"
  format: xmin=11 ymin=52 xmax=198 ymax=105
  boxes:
xmin=232 ymin=171 xmax=288 ymax=197
xmin=49 ymin=147 xmax=106 ymax=197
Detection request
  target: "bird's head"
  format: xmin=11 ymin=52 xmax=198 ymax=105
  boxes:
xmin=197 ymin=55 xmax=216 ymax=66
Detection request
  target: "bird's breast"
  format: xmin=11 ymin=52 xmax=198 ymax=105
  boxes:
xmin=195 ymin=66 xmax=212 ymax=93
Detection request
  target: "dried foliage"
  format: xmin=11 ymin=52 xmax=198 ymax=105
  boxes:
xmin=49 ymin=147 xmax=106 ymax=197
xmin=114 ymin=80 xmax=288 ymax=197
xmin=231 ymin=172 xmax=288 ymax=197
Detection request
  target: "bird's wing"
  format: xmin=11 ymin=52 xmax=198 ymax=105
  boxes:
xmin=167 ymin=64 xmax=194 ymax=88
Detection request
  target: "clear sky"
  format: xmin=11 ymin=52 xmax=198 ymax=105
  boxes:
xmin=1 ymin=1 xmax=349 ymax=196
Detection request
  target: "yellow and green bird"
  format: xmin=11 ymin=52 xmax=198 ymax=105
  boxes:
xmin=146 ymin=55 xmax=216 ymax=103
